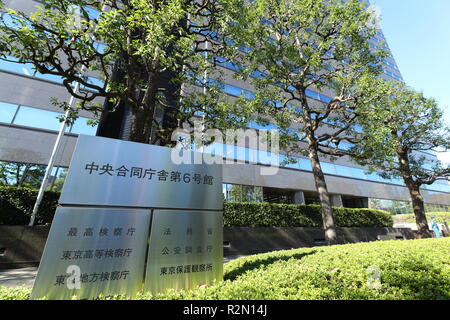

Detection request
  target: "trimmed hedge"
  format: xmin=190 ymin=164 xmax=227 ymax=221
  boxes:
xmin=0 ymin=187 xmax=393 ymax=228
xmin=0 ymin=186 xmax=59 ymax=225
xmin=224 ymin=202 xmax=394 ymax=227
xmin=393 ymin=212 xmax=450 ymax=225
xmin=1 ymin=238 xmax=449 ymax=300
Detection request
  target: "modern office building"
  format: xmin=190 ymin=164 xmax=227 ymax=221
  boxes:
xmin=1 ymin=0 xmax=449 ymax=214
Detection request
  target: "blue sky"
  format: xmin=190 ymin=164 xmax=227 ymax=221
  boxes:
xmin=370 ymin=0 xmax=450 ymax=163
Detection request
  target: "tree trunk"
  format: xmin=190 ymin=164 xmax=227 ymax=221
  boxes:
xmin=129 ymin=107 xmax=152 ymax=144
xmin=397 ymin=149 xmax=433 ymax=238
xmin=407 ymin=184 xmax=433 ymax=238
xmin=308 ymin=141 xmax=337 ymax=245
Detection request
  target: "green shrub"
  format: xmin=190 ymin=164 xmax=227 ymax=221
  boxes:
xmin=0 ymin=286 xmax=32 ymax=300
xmin=393 ymin=212 xmax=450 ymax=225
xmin=224 ymin=202 xmax=393 ymax=227
xmin=0 ymin=188 xmax=392 ymax=228
xmin=0 ymin=186 xmax=59 ymax=225
xmin=2 ymin=238 xmax=449 ymax=300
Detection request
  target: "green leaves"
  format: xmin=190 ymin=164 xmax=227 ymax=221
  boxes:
xmin=352 ymin=80 xmax=450 ymax=185
xmin=0 ymin=0 xmax=255 ymax=143
xmin=0 ymin=186 xmax=60 ymax=225
xmin=223 ymin=202 xmax=393 ymax=228
xmin=2 ymin=238 xmax=449 ymax=300
xmin=221 ymin=0 xmax=388 ymax=156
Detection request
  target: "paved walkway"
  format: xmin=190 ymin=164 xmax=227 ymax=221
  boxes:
xmin=0 ymin=267 xmax=37 ymax=288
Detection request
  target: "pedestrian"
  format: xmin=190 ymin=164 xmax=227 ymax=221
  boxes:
xmin=430 ymin=216 xmax=441 ymax=238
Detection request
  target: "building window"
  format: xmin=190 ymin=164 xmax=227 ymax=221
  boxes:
xmin=0 ymin=101 xmax=19 ymax=123
xmin=0 ymin=101 xmax=98 ymax=135
xmin=14 ymin=106 xmax=65 ymax=131
xmin=262 ymin=187 xmax=293 ymax=204
xmin=223 ymin=183 xmax=263 ymax=202
xmin=0 ymin=55 xmax=103 ymax=88
xmin=369 ymin=198 xmax=450 ymax=215
xmin=0 ymin=160 xmax=67 ymax=192
xmin=70 ymin=117 xmax=98 ymax=135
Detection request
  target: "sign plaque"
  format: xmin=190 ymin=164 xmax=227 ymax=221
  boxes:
xmin=144 ymin=210 xmax=223 ymax=293
xmin=58 ymin=135 xmax=222 ymax=211
xmin=31 ymin=135 xmax=223 ymax=299
xmin=31 ymin=207 xmax=151 ymax=300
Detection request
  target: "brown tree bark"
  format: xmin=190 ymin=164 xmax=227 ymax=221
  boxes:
xmin=129 ymin=75 xmax=158 ymax=144
xmin=308 ymin=138 xmax=338 ymax=245
xmin=398 ymin=149 xmax=433 ymax=238
xmin=129 ymin=106 xmax=153 ymax=144
xmin=407 ymin=184 xmax=433 ymax=238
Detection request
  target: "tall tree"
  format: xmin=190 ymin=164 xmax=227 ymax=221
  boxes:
xmin=0 ymin=0 xmax=247 ymax=144
xmin=351 ymin=80 xmax=450 ymax=238
xmin=223 ymin=0 xmax=387 ymax=243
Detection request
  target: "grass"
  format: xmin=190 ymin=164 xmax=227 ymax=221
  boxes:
xmin=1 ymin=238 xmax=449 ymax=300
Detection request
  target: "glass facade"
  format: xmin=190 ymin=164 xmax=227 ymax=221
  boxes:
xmin=199 ymin=142 xmax=450 ymax=194
xmin=0 ymin=55 xmax=103 ymax=89
xmin=0 ymin=101 xmax=98 ymax=135
xmin=384 ymin=68 xmax=403 ymax=81
xmin=0 ymin=160 xmax=68 ymax=192
xmin=369 ymin=198 xmax=450 ymax=215
xmin=223 ymin=183 xmax=264 ymax=202
xmin=14 ymin=106 xmax=64 ymax=132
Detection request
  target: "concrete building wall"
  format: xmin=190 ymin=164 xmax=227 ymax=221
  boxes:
xmin=0 ymin=72 xmax=103 ymax=118
xmin=0 ymin=124 xmax=77 ymax=167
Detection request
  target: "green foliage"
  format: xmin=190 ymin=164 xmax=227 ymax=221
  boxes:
xmin=223 ymin=0 xmax=388 ymax=157
xmin=0 ymin=0 xmax=249 ymax=143
xmin=351 ymin=80 xmax=450 ymax=185
xmin=0 ymin=188 xmax=392 ymax=227
xmin=2 ymin=238 xmax=449 ymax=300
xmin=0 ymin=286 xmax=32 ymax=300
xmin=0 ymin=186 xmax=59 ymax=225
xmin=219 ymin=0 xmax=390 ymax=243
xmin=224 ymin=202 xmax=393 ymax=228
xmin=393 ymin=212 xmax=450 ymax=225
xmin=351 ymin=80 xmax=450 ymax=235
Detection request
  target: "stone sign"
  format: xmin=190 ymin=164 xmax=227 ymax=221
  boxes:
xmin=31 ymin=135 xmax=223 ymax=300
xmin=144 ymin=210 xmax=223 ymax=293
xmin=31 ymin=208 xmax=151 ymax=299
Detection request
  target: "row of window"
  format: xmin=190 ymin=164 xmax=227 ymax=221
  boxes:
xmin=384 ymin=68 xmax=403 ymax=82
xmin=0 ymin=160 xmax=68 ymax=192
xmin=1 ymin=5 xmax=101 ymax=22
xmin=0 ymin=101 xmax=97 ymax=135
xmin=222 ymin=182 xmax=450 ymax=212
xmin=372 ymin=35 xmax=384 ymax=43
xmin=197 ymin=142 xmax=450 ymax=193
xmin=0 ymin=61 xmax=436 ymax=180
xmin=384 ymin=59 xmax=399 ymax=71
xmin=0 ymin=56 xmax=104 ymax=90
xmin=205 ymin=78 xmax=438 ymax=158
xmin=210 ymin=68 xmax=335 ymax=107
xmin=1 ymin=99 xmax=442 ymax=192
xmin=223 ymin=183 xmax=264 ymax=203
xmin=369 ymin=198 xmax=450 ymax=215
xmin=1 ymin=11 xmax=107 ymax=55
